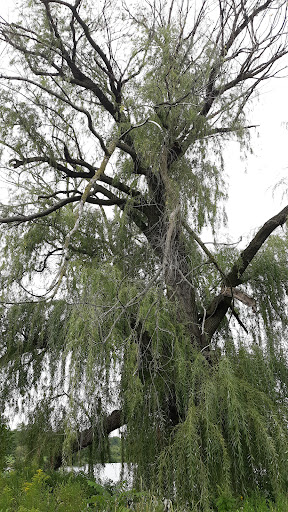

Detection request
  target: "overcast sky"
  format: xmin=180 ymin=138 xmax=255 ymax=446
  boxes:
xmin=222 ymin=74 xmax=288 ymax=244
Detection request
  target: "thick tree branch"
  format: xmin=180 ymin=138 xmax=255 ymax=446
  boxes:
xmin=0 ymin=193 xmax=128 ymax=225
xmin=0 ymin=196 xmax=81 ymax=224
xmin=77 ymin=409 xmax=124 ymax=451
xmin=10 ymin=155 xmax=97 ymax=177
xmin=54 ymin=408 xmax=124 ymax=470
xmin=44 ymin=0 xmax=119 ymax=93
xmin=10 ymin=154 xmax=144 ymax=201
xmin=226 ymin=204 xmax=288 ymax=286
xmin=204 ymin=204 xmax=288 ymax=338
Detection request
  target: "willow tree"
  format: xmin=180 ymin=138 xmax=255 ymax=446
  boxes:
xmin=0 ymin=0 xmax=288 ymax=508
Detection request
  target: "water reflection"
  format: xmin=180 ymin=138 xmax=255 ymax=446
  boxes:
xmin=65 ymin=463 xmax=131 ymax=484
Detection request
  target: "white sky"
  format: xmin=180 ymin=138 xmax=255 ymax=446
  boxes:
xmin=222 ymin=75 xmax=288 ymax=244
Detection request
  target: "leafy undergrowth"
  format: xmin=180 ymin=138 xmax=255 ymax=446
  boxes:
xmin=214 ymin=492 xmax=288 ymax=512
xmin=0 ymin=468 xmax=287 ymax=512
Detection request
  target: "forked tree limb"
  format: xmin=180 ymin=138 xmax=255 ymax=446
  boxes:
xmin=204 ymin=203 xmax=288 ymax=338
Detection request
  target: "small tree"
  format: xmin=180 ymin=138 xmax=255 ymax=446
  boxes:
xmin=0 ymin=0 xmax=288 ymax=508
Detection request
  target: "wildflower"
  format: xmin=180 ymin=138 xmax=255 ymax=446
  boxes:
xmin=23 ymin=482 xmax=32 ymax=493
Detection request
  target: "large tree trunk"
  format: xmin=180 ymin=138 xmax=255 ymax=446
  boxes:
xmin=142 ymin=153 xmax=204 ymax=349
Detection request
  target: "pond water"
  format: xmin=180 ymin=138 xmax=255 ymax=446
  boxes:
xmin=65 ymin=463 xmax=132 ymax=484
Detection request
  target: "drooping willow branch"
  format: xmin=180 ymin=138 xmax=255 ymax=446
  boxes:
xmin=47 ymin=137 xmax=118 ymax=297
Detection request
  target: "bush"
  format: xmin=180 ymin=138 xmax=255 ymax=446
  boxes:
xmin=0 ymin=469 xmax=90 ymax=511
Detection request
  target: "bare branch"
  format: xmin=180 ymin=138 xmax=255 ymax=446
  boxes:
xmin=183 ymin=220 xmax=227 ymax=280
xmin=0 ymin=196 xmax=81 ymax=224
xmin=204 ymin=203 xmax=288 ymax=338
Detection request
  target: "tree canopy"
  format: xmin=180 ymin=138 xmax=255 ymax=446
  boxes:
xmin=0 ymin=0 xmax=288 ymax=509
